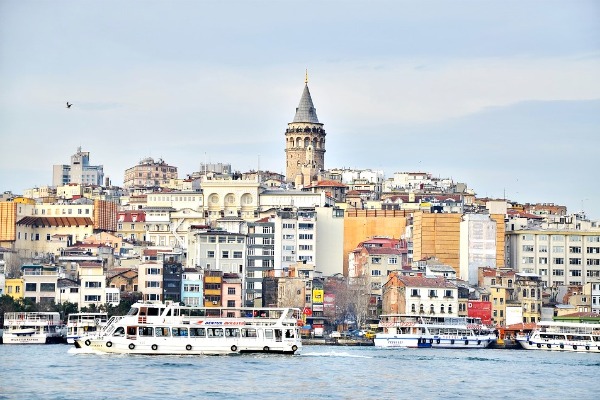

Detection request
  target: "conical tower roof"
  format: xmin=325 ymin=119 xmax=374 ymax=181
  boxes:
xmin=292 ymin=84 xmax=320 ymax=123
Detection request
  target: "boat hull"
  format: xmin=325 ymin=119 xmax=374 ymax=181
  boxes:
xmin=518 ymin=339 xmax=600 ymax=353
xmin=375 ymin=334 xmax=495 ymax=349
xmin=75 ymin=336 xmax=301 ymax=355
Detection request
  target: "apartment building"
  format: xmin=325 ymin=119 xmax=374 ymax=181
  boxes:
xmin=123 ymin=157 xmax=178 ymax=189
xmin=52 ymin=147 xmax=104 ymax=187
xmin=506 ymin=227 xmax=600 ymax=287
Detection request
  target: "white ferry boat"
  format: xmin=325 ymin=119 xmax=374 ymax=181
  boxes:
xmin=2 ymin=312 xmax=66 ymax=344
xmin=517 ymin=321 xmax=600 ymax=353
xmin=74 ymin=301 xmax=303 ymax=355
xmin=375 ymin=314 xmax=496 ymax=349
xmin=66 ymin=312 xmax=108 ymax=344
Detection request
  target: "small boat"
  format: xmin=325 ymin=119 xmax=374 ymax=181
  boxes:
xmin=517 ymin=321 xmax=600 ymax=352
xmin=66 ymin=313 xmax=108 ymax=344
xmin=374 ymin=314 xmax=496 ymax=349
xmin=74 ymin=301 xmax=303 ymax=355
xmin=2 ymin=312 xmax=66 ymax=344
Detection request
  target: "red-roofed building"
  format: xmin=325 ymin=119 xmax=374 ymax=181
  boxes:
xmin=302 ymin=180 xmax=347 ymax=202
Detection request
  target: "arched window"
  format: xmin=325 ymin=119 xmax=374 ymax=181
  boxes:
xmin=429 ymin=304 xmax=435 ymax=314
xmin=411 ymin=304 xmax=416 ymax=313
xmin=522 ymin=289 xmax=527 ymax=298
xmin=419 ymin=304 xmax=424 ymax=313
xmin=440 ymin=304 xmax=445 ymax=314
xmin=448 ymin=305 xmax=453 ymax=314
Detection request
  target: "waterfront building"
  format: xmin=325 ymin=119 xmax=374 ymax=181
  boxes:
xmin=52 ymin=147 xmax=104 ymax=187
xmin=284 ymin=76 xmax=326 ymax=187
xmin=138 ymin=257 xmax=163 ymax=302
xmin=584 ymin=282 xmax=600 ymax=314
xmin=505 ymin=213 xmax=600 ymax=287
xmin=381 ymin=273 xmax=459 ymax=317
xmin=162 ymin=252 xmax=184 ymax=303
xmin=460 ymin=213 xmax=499 ymax=286
xmin=123 ymin=157 xmax=178 ymax=189
xmin=222 ymin=273 xmax=243 ymax=308
xmin=181 ymin=268 xmax=203 ymax=306
xmin=4 ymin=278 xmax=24 ymax=299
xmin=21 ymin=264 xmax=59 ymax=305
xmin=78 ymin=261 xmax=106 ymax=309
xmin=246 ymin=217 xmax=275 ymax=306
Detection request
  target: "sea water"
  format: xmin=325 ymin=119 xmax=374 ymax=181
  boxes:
xmin=0 ymin=345 xmax=597 ymax=399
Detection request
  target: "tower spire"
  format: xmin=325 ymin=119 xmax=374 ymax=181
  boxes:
xmin=305 ymin=69 xmax=308 ymax=84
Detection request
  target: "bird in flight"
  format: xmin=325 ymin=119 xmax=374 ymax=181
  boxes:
xmin=66 ymin=102 xmax=72 ymax=108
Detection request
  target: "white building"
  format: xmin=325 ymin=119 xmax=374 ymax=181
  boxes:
xmin=460 ymin=213 xmax=497 ymax=285
xmin=52 ymin=147 xmax=104 ymax=187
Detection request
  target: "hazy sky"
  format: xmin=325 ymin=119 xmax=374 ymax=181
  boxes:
xmin=1 ymin=1 xmax=599 ymax=218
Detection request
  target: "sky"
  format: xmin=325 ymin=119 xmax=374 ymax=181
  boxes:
xmin=1 ymin=0 xmax=599 ymax=219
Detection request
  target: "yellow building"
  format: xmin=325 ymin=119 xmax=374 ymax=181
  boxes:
xmin=4 ymin=278 xmax=24 ymax=299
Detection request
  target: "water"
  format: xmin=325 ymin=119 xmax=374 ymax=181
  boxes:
xmin=0 ymin=344 xmax=597 ymax=400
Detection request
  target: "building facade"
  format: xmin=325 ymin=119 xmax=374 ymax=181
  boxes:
xmin=52 ymin=147 xmax=104 ymax=187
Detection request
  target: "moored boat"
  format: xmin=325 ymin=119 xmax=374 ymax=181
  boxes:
xmin=374 ymin=314 xmax=496 ymax=349
xmin=74 ymin=301 xmax=303 ymax=355
xmin=66 ymin=312 xmax=108 ymax=344
xmin=2 ymin=312 xmax=66 ymax=344
xmin=517 ymin=321 xmax=600 ymax=353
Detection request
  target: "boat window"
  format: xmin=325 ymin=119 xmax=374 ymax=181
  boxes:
xmin=165 ymin=309 xmax=172 ymax=317
xmin=139 ymin=327 xmax=154 ymax=337
xmin=155 ymin=327 xmax=170 ymax=337
xmin=126 ymin=308 xmax=139 ymax=316
xmin=207 ymin=328 xmax=224 ymax=337
xmin=127 ymin=327 xmax=137 ymax=336
xmin=147 ymin=308 xmax=160 ymax=316
xmin=241 ymin=328 xmax=257 ymax=338
xmin=172 ymin=327 xmax=188 ymax=337
xmin=113 ymin=327 xmax=125 ymax=337
xmin=264 ymin=329 xmax=273 ymax=339
xmin=225 ymin=328 xmax=240 ymax=338
xmin=190 ymin=328 xmax=206 ymax=337
xmin=285 ymin=329 xmax=295 ymax=338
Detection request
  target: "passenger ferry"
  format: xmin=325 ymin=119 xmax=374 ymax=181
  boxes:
xmin=517 ymin=321 xmax=600 ymax=353
xmin=66 ymin=313 xmax=108 ymax=344
xmin=375 ymin=314 xmax=496 ymax=349
xmin=2 ymin=312 xmax=66 ymax=344
xmin=74 ymin=301 xmax=303 ymax=355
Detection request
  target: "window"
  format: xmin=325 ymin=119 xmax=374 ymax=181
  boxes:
xmin=552 ymin=269 xmax=564 ymax=276
xmin=551 ymin=235 xmax=564 ymax=242
xmin=282 ymin=223 xmax=295 ymax=229
xmin=146 ymin=281 xmax=161 ymax=288
xmin=207 ymin=251 xmax=215 ymax=258
xmin=569 ymin=258 xmax=581 ymax=265
xmin=227 ymin=300 xmax=236 ymax=307
xmin=522 ymin=234 xmax=534 ymax=241
xmin=40 ymin=283 xmax=55 ymax=292
xmin=569 ymin=235 xmax=582 ymax=242
xmin=411 ymin=289 xmax=420 ymax=297
xmin=587 ymin=247 xmax=600 ymax=254
xmin=85 ymin=295 xmax=101 ymax=302
xmin=298 ymin=223 xmax=314 ymax=230
xmin=222 ymin=251 xmax=229 ymax=259
xmin=444 ymin=290 xmax=453 ymax=298
xmin=522 ymin=245 xmax=534 ymax=252
xmin=411 ymin=304 xmax=416 ymax=313
xmin=570 ymin=270 xmax=582 ymax=277
xmin=569 ymin=246 xmax=582 ymax=254
xmin=299 ymin=245 xmax=313 ymax=251
xmin=283 ymin=234 xmax=294 ymax=240
xmin=429 ymin=290 xmax=437 ymax=298
xmin=553 ymin=258 xmax=564 ymax=265
xmin=85 ymin=281 xmax=102 ymax=288
xmin=587 ymin=259 xmax=600 ymax=266
xmin=299 ymin=234 xmax=313 ymax=240
xmin=429 ymin=304 xmax=435 ymax=314
xmin=228 ymin=287 xmax=236 ymax=295
xmin=233 ymin=251 xmax=243 ymax=259
xmin=539 ymin=245 xmax=548 ymax=253
xmin=147 ymin=268 xmax=161 ymax=275
xmin=522 ymin=257 xmax=534 ymax=264
xmin=440 ymin=304 xmax=445 ymax=313
xmin=388 ymin=257 xmax=397 ymax=265
xmin=371 ymin=257 xmax=381 ymax=264
xmin=25 ymin=283 xmax=37 ymax=291
xmin=371 ymin=270 xmax=381 ymax=276
xmin=552 ymin=246 xmax=564 ymax=253
xmin=539 ymin=257 xmax=548 ymax=264
xmin=184 ymin=284 xmax=200 ymax=292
